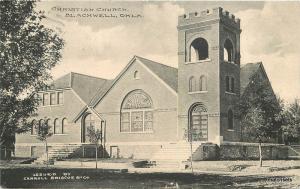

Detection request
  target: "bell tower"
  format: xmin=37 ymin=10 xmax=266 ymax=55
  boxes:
xmin=177 ymin=7 xmax=241 ymax=144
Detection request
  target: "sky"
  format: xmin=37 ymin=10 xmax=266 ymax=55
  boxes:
xmin=37 ymin=1 xmax=300 ymax=103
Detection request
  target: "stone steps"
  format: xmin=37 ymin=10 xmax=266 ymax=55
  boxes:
xmin=151 ymin=142 xmax=202 ymax=163
xmin=33 ymin=144 xmax=82 ymax=164
xmin=290 ymin=145 xmax=300 ymax=154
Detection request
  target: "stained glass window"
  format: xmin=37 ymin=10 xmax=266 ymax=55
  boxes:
xmin=120 ymin=90 xmax=153 ymax=133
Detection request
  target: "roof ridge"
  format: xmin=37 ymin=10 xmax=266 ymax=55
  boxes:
xmin=241 ymin=62 xmax=262 ymax=67
xmin=70 ymin=71 xmax=108 ymax=80
xmin=135 ymin=55 xmax=177 ymax=70
xmin=87 ymin=79 xmax=113 ymax=106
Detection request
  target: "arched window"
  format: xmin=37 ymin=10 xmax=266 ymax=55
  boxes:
xmin=225 ymin=76 xmax=235 ymax=93
xmin=189 ymin=103 xmax=208 ymax=141
xmin=54 ymin=118 xmax=61 ymax=134
xmin=120 ymin=90 xmax=153 ymax=133
xmin=228 ymin=109 xmax=234 ymax=130
xmin=134 ymin=71 xmax=139 ymax=79
xmin=199 ymin=75 xmax=207 ymax=91
xmin=37 ymin=119 xmax=44 ymax=134
xmin=62 ymin=118 xmax=67 ymax=134
xmin=189 ymin=76 xmax=197 ymax=92
xmin=224 ymin=39 xmax=234 ymax=62
xmin=31 ymin=120 xmax=37 ymax=135
xmin=46 ymin=119 xmax=51 ymax=133
xmin=226 ymin=76 xmax=230 ymax=92
xmin=231 ymin=77 xmax=235 ymax=93
xmin=190 ymin=38 xmax=209 ymax=62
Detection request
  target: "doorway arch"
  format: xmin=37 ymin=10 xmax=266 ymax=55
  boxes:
xmin=188 ymin=103 xmax=208 ymax=141
xmin=81 ymin=113 xmax=101 ymax=143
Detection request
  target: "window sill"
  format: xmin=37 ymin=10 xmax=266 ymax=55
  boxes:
xmin=185 ymin=59 xmax=211 ymax=64
xmin=120 ymin=131 xmax=154 ymax=134
xmin=188 ymin=91 xmax=208 ymax=94
xmin=225 ymin=91 xmax=236 ymax=95
xmin=227 ymin=129 xmax=235 ymax=132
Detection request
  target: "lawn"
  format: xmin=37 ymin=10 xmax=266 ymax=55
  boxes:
xmin=0 ymin=167 xmax=289 ymax=188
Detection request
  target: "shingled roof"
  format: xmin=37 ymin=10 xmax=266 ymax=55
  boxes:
xmin=50 ymin=72 xmax=109 ymax=104
xmin=88 ymin=56 xmax=178 ymax=107
xmin=136 ymin=56 xmax=178 ymax=92
xmin=240 ymin=62 xmax=262 ymax=94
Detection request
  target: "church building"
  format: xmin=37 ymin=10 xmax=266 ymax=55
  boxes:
xmin=15 ymin=7 xmax=283 ymax=161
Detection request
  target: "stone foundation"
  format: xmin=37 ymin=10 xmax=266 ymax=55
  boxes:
xmin=218 ymin=142 xmax=288 ymax=160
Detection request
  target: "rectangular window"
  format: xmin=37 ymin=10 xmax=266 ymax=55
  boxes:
xmin=131 ymin=111 xmax=143 ymax=132
xmin=144 ymin=111 xmax=153 ymax=132
xmin=57 ymin=92 xmax=63 ymax=104
xmin=120 ymin=112 xmax=130 ymax=132
xmin=43 ymin=93 xmax=49 ymax=106
xmin=50 ymin=93 xmax=56 ymax=105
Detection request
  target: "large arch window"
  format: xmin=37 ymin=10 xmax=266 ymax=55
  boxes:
xmin=224 ymin=39 xmax=234 ymax=62
xmin=228 ymin=109 xmax=234 ymax=130
xmin=189 ymin=103 xmax=208 ymax=141
xmin=190 ymin=38 xmax=209 ymax=62
xmin=120 ymin=90 xmax=153 ymax=133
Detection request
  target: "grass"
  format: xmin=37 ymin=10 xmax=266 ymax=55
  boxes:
xmin=58 ymin=158 xmax=143 ymax=163
xmin=0 ymin=167 xmax=283 ymax=188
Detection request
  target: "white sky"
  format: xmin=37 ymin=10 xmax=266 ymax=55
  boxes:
xmin=37 ymin=1 xmax=300 ymax=103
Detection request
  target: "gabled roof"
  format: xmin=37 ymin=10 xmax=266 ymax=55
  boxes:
xmin=88 ymin=56 xmax=178 ymax=107
xmin=240 ymin=62 xmax=262 ymax=94
xmin=50 ymin=72 xmax=109 ymax=104
xmin=136 ymin=56 xmax=178 ymax=92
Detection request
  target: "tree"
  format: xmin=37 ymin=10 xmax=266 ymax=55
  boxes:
xmin=241 ymin=107 xmax=266 ymax=167
xmin=239 ymin=74 xmax=284 ymax=143
xmin=0 ymin=1 xmax=64 ymax=153
xmin=87 ymin=125 xmax=102 ymax=169
xmin=239 ymin=74 xmax=284 ymax=166
xmin=36 ymin=120 xmax=53 ymax=166
xmin=282 ymin=100 xmax=300 ymax=144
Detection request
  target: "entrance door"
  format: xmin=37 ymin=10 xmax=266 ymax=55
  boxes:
xmin=110 ymin=146 xmax=119 ymax=158
xmin=31 ymin=146 xmax=38 ymax=158
xmin=81 ymin=123 xmax=90 ymax=143
xmin=189 ymin=104 xmax=208 ymax=141
xmin=82 ymin=113 xmax=102 ymax=143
